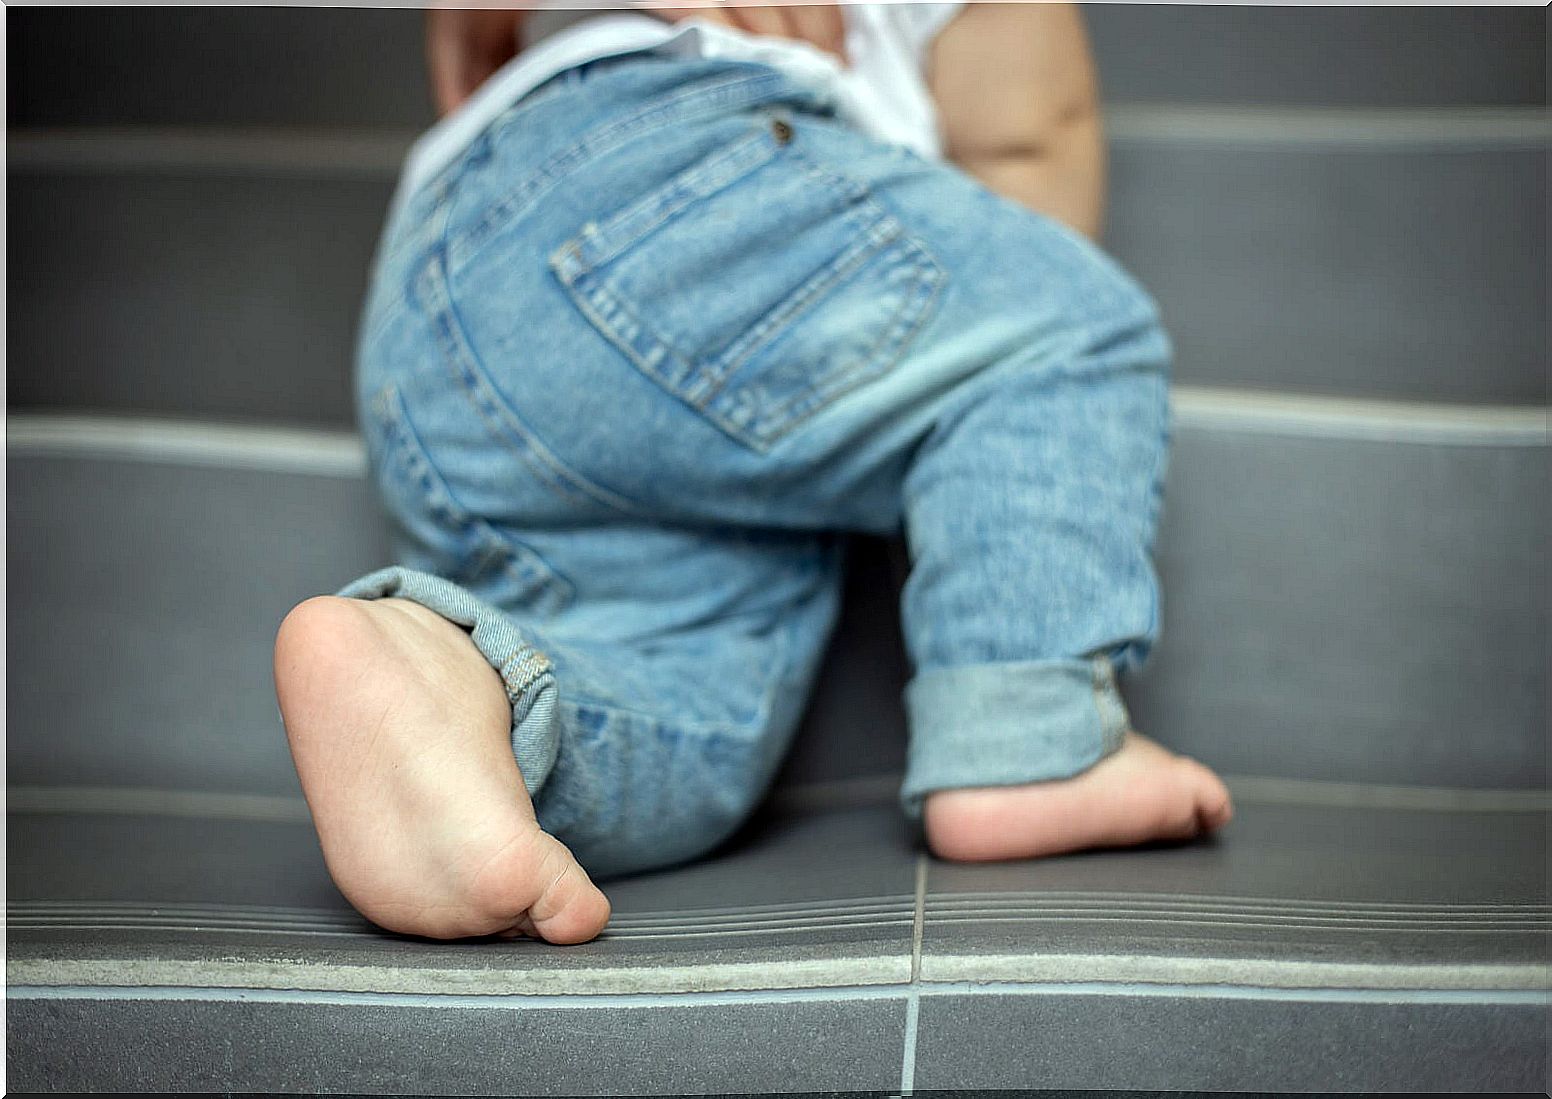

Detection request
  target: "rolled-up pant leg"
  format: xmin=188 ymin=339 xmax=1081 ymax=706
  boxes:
xmin=743 ymin=110 xmax=1173 ymax=818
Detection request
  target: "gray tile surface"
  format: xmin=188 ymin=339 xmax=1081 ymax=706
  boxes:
xmin=912 ymin=993 xmax=1546 ymax=1091
xmin=1085 ymin=4 xmax=1545 ymax=108
xmin=920 ymin=802 xmax=1548 ymax=982
xmin=7 ymin=8 xmax=436 ymax=129
xmin=7 ymin=172 xmax=388 ymax=427
xmin=6 ymin=993 xmax=907 ymax=1094
xmin=8 ymin=456 xmax=387 ymax=797
xmin=7 ymin=803 xmax=917 ymax=994
xmin=8 ymin=6 xmax=1542 ymax=130
xmin=10 ymin=415 xmax=1547 ymax=801
xmin=6 ymin=453 xmax=908 ymax=800
xmin=773 ymin=537 xmax=909 ymax=789
xmin=1128 ymin=429 xmax=1548 ymax=789
xmin=1107 ymin=144 xmax=1548 ymax=403
xmin=9 ymin=140 xmax=1547 ymax=423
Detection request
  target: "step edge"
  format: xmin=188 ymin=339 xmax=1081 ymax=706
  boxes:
xmin=9 ymin=398 xmax=1546 ymax=481
xmin=9 ymin=106 xmax=1549 ymax=178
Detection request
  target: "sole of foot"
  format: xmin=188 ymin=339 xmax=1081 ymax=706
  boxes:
xmin=274 ymin=595 xmax=611 ymax=943
xmin=922 ymin=731 xmax=1234 ymax=862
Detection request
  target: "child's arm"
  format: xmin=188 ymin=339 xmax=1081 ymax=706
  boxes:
xmin=927 ymin=3 xmax=1105 ymax=240
xmin=425 ymin=8 xmax=530 ymax=116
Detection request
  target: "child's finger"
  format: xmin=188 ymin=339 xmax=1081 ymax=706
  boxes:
xmin=783 ymin=4 xmax=849 ymax=63
xmin=723 ymin=4 xmax=791 ymax=43
xmin=424 ymin=8 xmax=524 ymax=117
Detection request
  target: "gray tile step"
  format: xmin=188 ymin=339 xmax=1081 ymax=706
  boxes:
xmin=8 ymin=6 xmax=1542 ymax=130
xmin=7 ymin=172 xmax=384 ymax=428
xmin=8 ymin=132 xmax=1546 ymax=425
xmin=7 ymin=8 xmax=436 ymax=130
xmin=1084 ymin=4 xmax=1545 ymax=109
xmin=6 ymin=797 xmax=1546 ymax=1092
xmin=7 ymin=404 xmax=1546 ymax=799
xmin=1108 ymin=140 xmax=1547 ymax=403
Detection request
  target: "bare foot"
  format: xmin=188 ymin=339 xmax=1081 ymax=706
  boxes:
xmin=274 ymin=595 xmax=610 ymax=942
xmin=923 ymin=731 xmax=1234 ymax=862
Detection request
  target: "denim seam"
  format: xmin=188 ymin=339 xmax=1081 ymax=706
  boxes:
xmin=554 ymin=606 xmax=796 ymax=740
xmin=555 ymin=695 xmax=755 ymax=743
xmin=445 ymin=69 xmax=790 ymax=275
xmin=372 ymin=382 xmax=579 ymax=614
xmin=549 ymin=161 xmax=945 ymax=452
xmin=499 ymin=647 xmax=554 ymax=700
xmin=564 ymin=124 xmax=777 ymax=273
xmin=555 ymin=264 xmax=700 ymax=394
xmin=1090 ymin=655 xmax=1128 ymax=757
xmin=417 ymin=252 xmax=652 ymax=521
xmin=701 ymin=209 xmax=896 ymax=405
xmin=553 ymin=216 xmax=895 ymax=433
xmin=739 ymin=229 xmax=946 ymax=449
xmin=372 ymin=385 xmax=467 ymax=531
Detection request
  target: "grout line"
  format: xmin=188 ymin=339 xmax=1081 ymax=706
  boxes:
xmin=899 ymin=855 xmax=928 ymax=1096
xmin=910 ymin=857 xmax=928 ymax=983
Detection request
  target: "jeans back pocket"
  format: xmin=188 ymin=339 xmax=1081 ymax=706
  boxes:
xmin=548 ymin=114 xmax=943 ymax=451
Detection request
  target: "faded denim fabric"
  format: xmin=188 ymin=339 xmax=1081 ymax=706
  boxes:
xmin=345 ymin=49 xmax=1170 ymax=879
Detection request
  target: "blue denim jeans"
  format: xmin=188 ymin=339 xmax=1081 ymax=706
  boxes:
xmin=346 ymin=49 xmax=1170 ymax=879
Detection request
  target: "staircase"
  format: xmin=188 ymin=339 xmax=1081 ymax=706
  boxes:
xmin=7 ymin=6 xmax=1547 ymax=1092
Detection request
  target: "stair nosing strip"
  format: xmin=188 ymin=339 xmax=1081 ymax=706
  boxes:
xmin=919 ymin=953 xmax=1551 ymax=992
xmin=5 ymin=955 xmax=916 ymax=997
xmin=9 ymin=399 xmax=1545 ymax=488
xmin=8 ymin=108 xmax=1547 ymax=180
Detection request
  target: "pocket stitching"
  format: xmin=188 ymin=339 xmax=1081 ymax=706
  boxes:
xmin=567 ymin=124 xmax=779 ymax=273
xmin=447 ymin=69 xmax=790 ymax=276
xmin=417 ymin=251 xmax=651 ymax=520
xmin=703 ymin=213 xmax=901 ymax=411
xmin=548 ymin=138 xmax=946 ymax=450
xmin=732 ymin=232 xmax=946 ymax=446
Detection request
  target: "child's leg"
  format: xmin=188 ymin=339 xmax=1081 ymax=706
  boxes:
xmin=845 ymin=151 xmax=1235 ymax=860
xmin=896 ymin=330 xmax=1234 ymax=861
xmin=276 ymin=524 xmax=837 ymax=943
xmin=277 ymin=318 xmax=841 ymax=941
xmin=639 ymin=103 xmax=1234 ymax=860
xmin=276 ymin=57 xmax=853 ymax=940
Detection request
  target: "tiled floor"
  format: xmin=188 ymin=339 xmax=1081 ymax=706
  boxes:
xmin=8 ymin=791 xmax=1548 ymax=1092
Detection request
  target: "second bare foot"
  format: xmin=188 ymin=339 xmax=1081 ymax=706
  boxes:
xmin=923 ymin=731 xmax=1234 ymax=862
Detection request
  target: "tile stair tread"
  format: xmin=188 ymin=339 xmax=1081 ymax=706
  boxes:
xmin=8 ymin=798 xmax=1545 ymax=996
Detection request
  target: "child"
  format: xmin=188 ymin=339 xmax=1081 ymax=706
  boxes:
xmin=274 ymin=2 xmax=1233 ymax=944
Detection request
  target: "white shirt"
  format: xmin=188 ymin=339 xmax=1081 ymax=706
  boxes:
xmin=395 ymin=3 xmax=964 ymax=214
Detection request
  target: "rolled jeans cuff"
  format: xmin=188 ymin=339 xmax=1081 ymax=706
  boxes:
xmin=336 ymin=566 xmax=562 ymax=797
xmin=899 ymin=654 xmax=1131 ymax=820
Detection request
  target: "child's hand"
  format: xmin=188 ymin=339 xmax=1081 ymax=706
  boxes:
xmin=646 ymin=2 xmax=849 ymax=65
xmin=425 ymin=7 xmax=528 ymax=117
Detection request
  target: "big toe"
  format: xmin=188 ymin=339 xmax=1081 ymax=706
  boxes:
xmin=1179 ymin=758 xmax=1234 ymax=832
xmin=484 ymin=833 xmax=611 ymax=945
